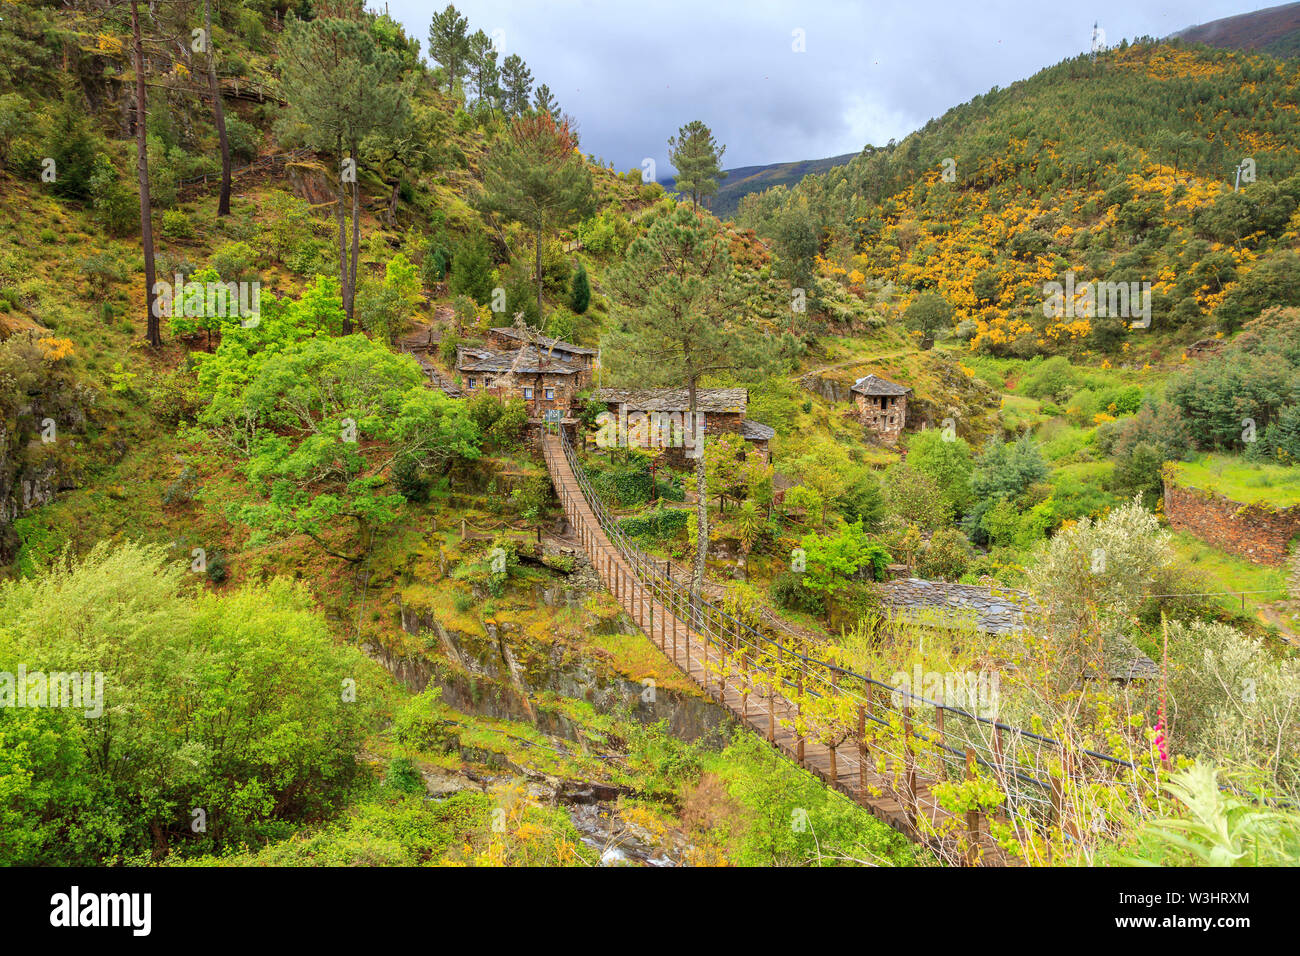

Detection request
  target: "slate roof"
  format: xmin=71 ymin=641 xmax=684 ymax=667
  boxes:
xmin=594 ymin=387 xmax=749 ymax=414
xmin=489 ymin=327 xmax=598 ymax=356
xmin=851 ymin=374 xmax=911 ymax=397
xmin=742 ymin=419 xmax=776 ymax=441
xmin=458 ymin=347 xmax=582 ymax=376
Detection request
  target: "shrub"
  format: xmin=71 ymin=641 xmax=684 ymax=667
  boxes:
xmin=770 ymin=570 xmax=824 ymax=616
xmin=161 ymin=209 xmax=194 ymax=239
xmin=619 ymin=506 xmax=689 ymax=540
xmin=210 ymin=240 xmax=257 ymax=281
xmin=449 ymin=232 xmax=494 ymax=305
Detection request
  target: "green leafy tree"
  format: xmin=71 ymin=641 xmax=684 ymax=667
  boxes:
xmin=0 ymin=542 xmax=384 ymax=864
xmin=905 ymin=429 xmax=974 ymax=518
xmin=903 ymin=290 xmax=954 ymax=338
xmin=667 ymin=120 xmax=726 ymax=210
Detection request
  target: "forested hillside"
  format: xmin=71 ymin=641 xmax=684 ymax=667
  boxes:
xmin=739 ymin=39 xmax=1300 ymax=352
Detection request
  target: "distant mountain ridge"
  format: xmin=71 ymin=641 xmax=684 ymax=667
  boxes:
xmin=1173 ymin=2 xmax=1300 ymax=56
xmin=660 ymin=152 xmax=858 ymax=219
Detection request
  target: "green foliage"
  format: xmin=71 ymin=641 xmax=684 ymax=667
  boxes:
xmin=195 ymin=306 xmax=480 ymax=561
xmin=1116 ymin=763 xmax=1300 ymax=867
xmin=902 ymin=290 xmax=953 ymax=337
xmin=1167 ymin=308 xmax=1300 ymax=454
xmin=905 ymin=429 xmax=974 ymax=517
xmin=619 ymin=505 xmax=690 ymax=540
xmin=568 ymin=261 xmax=590 ymax=314
xmin=87 ymin=156 xmax=137 ymax=237
xmin=0 ymin=542 xmax=383 ymax=865
xmin=770 ymin=570 xmax=825 ymax=617
xmin=261 ymin=190 xmax=314 ymax=266
xmin=42 ymin=86 xmax=99 ymax=200
xmin=707 ymin=731 xmax=916 ymax=866
xmin=161 ymin=209 xmax=193 ymax=239
xmin=963 ymin=437 xmax=1048 ymax=546
xmin=449 ymin=231 xmax=494 ymax=305
xmin=882 ymin=462 xmax=949 ymax=533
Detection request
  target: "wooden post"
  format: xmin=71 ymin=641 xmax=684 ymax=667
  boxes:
xmin=672 ymin=589 xmax=678 ymax=663
xmin=993 ymin=722 xmax=1008 ymax=824
xmin=769 ymin=643 xmax=780 ymax=743
xmin=903 ymin=701 xmax=917 ymax=831
xmin=796 ymin=668 xmax=805 ymax=767
xmin=965 ymin=747 xmax=980 ymax=867
xmin=936 ymin=705 xmax=946 ymax=781
xmin=857 ymin=699 xmax=867 ymax=792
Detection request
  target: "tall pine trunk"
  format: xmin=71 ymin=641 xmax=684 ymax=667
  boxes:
xmin=689 ymin=378 xmax=707 ymax=625
xmin=204 ymin=0 xmax=231 ymax=216
xmin=131 ymin=1 xmax=160 ymax=347
xmin=534 ymin=219 xmax=544 ymax=321
xmin=349 ymin=145 xmax=361 ymax=329
xmin=335 ymin=134 xmax=351 ymax=335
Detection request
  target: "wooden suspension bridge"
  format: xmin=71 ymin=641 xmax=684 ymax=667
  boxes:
xmin=541 ymin=429 xmax=1160 ymax=865
xmin=543 ymin=437 xmax=977 ymax=863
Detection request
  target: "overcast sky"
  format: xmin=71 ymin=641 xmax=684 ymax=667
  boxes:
xmin=384 ymin=0 xmax=1273 ymax=175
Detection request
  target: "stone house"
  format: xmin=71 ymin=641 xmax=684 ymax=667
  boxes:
xmin=487 ymin=328 xmax=598 ymax=388
xmin=593 ymin=387 xmax=775 ymax=467
xmin=457 ymin=345 xmax=584 ymax=422
xmin=851 ymin=374 xmax=910 ymax=443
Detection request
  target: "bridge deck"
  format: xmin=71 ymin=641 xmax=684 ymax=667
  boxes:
xmin=542 ymin=435 xmax=1013 ymax=864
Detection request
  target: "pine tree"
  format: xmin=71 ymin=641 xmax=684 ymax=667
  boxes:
xmin=568 ymin=261 xmax=590 ymax=314
xmin=479 ymin=112 xmax=593 ymax=320
xmin=667 ymin=120 xmax=726 ymax=210
xmin=466 ymin=29 xmax=499 ymax=112
xmin=427 ymin=4 xmax=470 ymax=93
xmin=500 ymin=54 xmax=533 ymax=117
xmin=532 ymin=83 xmax=558 ymax=118
xmin=605 ymin=205 xmax=791 ymax=598
xmin=448 ymin=232 xmax=494 ymax=306
xmin=281 ymin=2 xmax=408 ymax=332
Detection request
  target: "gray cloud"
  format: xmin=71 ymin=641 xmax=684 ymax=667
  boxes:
xmin=386 ymin=0 xmax=1267 ymax=173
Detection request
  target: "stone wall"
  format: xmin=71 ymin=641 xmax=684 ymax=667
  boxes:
xmin=1163 ymin=477 xmax=1300 ymax=566
xmin=880 ymin=577 xmax=1034 ymax=635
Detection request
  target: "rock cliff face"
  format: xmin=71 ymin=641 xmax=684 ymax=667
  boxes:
xmin=0 ymin=336 xmax=93 ymax=561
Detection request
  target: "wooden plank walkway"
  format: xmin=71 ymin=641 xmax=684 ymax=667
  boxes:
xmin=542 ymin=435 xmax=1012 ymax=864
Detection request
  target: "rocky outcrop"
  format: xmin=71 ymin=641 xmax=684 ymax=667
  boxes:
xmin=0 ymin=340 xmax=94 ymax=561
